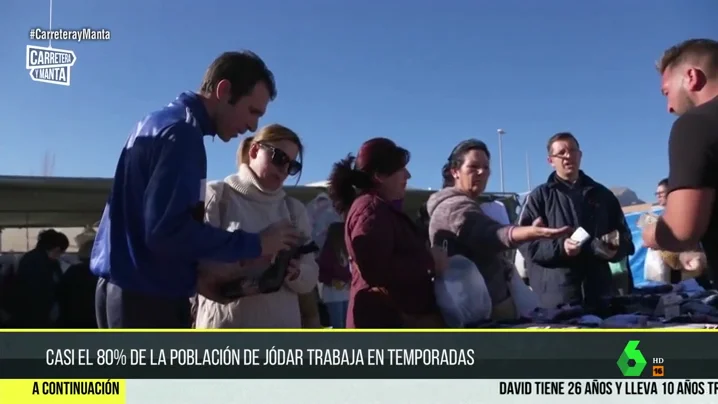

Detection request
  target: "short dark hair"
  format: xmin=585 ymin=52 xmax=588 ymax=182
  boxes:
xmin=657 ymin=39 xmax=718 ymax=77
xmin=36 ymin=229 xmax=69 ymax=252
xmin=442 ymin=139 xmax=491 ymax=188
xmin=658 ymin=178 xmax=668 ymax=188
xmin=547 ymin=132 xmax=580 ymax=155
xmin=200 ymin=51 xmax=277 ymax=104
xmin=327 ymin=138 xmax=410 ymax=215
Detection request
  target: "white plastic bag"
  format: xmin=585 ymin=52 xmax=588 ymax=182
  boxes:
xmin=514 ymin=250 xmax=528 ymax=279
xmin=644 ymin=248 xmax=671 ymax=283
xmin=509 ymin=268 xmax=540 ymax=317
xmin=434 ymin=255 xmax=492 ymax=327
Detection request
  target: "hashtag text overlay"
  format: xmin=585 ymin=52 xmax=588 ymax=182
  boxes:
xmin=29 ymin=28 xmax=111 ymax=42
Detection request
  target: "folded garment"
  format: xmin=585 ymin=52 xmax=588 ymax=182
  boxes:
xmin=575 ymin=315 xmax=603 ymax=327
xmin=601 ymin=314 xmax=651 ymax=328
xmin=680 ymin=300 xmax=718 ymax=317
xmin=527 ymin=305 xmax=584 ymax=323
xmin=658 ymin=323 xmax=718 ymax=329
xmin=701 ymin=293 xmax=718 ymax=307
xmin=674 ymin=278 xmax=705 ymax=295
xmin=596 ymin=295 xmax=661 ymax=317
xmin=664 ymin=313 xmax=718 ymax=325
xmin=635 ymin=284 xmax=674 ymax=295
xmin=509 ymin=324 xmax=585 ymax=329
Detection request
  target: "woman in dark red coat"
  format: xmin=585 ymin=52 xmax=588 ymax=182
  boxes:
xmin=327 ymin=138 xmax=448 ymax=328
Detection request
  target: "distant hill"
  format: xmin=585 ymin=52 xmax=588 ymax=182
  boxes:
xmin=610 ymin=187 xmax=646 ymax=207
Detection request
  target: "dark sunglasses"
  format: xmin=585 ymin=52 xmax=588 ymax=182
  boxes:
xmin=259 ymin=143 xmax=302 ymax=176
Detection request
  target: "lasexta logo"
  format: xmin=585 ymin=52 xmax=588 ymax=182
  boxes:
xmin=616 ymin=340 xmax=647 ymax=377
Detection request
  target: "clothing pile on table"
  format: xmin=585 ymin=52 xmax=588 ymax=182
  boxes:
xmin=474 ymin=279 xmax=718 ymax=329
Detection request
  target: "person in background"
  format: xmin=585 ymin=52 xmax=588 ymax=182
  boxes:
xmin=519 ymin=132 xmax=635 ymax=308
xmin=0 ymin=258 xmax=17 ymax=327
xmin=306 ymin=193 xmax=342 ymax=249
xmin=427 ymin=139 xmax=570 ymax=321
xmin=91 ymin=51 xmax=300 ymax=328
xmin=642 ymin=39 xmax=718 ymax=286
xmin=328 ymin=138 xmax=449 ymax=328
xmin=651 ymin=177 xmax=682 ymax=283
xmin=303 ymin=193 xmax=339 ymax=327
xmin=12 ymin=229 xmax=69 ymax=328
xmin=656 ymin=178 xmax=669 ymax=207
xmin=317 ymin=221 xmax=350 ymax=328
xmin=58 ymin=240 xmax=98 ymax=328
xmin=194 ymin=124 xmax=319 ymax=328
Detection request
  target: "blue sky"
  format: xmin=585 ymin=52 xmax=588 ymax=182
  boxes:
xmin=1 ymin=0 xmax=716 ymax=202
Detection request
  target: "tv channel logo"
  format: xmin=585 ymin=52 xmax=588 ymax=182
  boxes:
xmin=616 ymin=340 xmax=647 ymax=377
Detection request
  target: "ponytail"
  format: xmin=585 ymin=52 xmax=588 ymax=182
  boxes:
xmin=327 ymin=154 xmax=374 ymax=216
xmin=441 ymin=162 xmax=454 ymax=188
xmin=237 ymin=136 xmax=255 ymax=168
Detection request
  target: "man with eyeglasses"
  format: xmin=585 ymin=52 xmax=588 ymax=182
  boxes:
xmin=655 ymin=178 xmax=668 ymax=207
xmin=647 ymin=176 xmax=708 ymax=285
xmin=518 ymin=132 xmax=635 ymax=308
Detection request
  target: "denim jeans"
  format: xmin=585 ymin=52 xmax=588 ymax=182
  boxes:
xmin=325 ymin=300 xmax=349 ymax=329
xmin=95 ymin=277 xmax=191 ymax=328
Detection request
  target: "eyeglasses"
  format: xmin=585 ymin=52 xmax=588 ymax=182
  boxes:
xmin=550 ymin=148 xmax=581 ymax=159
xmin=259 ymin=143 xmax=302 ymax=176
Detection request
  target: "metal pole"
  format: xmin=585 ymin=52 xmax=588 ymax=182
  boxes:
xmin=525 ymin=151 xmax=531 ymax=192
xmin=497 ymin=129 xmax=505 ymax=192
xmin=49 ymin=0 xmax=53 ymax=48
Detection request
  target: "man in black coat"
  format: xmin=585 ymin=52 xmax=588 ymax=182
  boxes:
xmin=519 ymin=132 xmax=635 ymax=308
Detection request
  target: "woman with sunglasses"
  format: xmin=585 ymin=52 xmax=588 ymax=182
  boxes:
xmin=194 ymin=124 xmax=319 ymax=328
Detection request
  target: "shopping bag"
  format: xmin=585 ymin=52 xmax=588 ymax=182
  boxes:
xmin=645 ymin=248 xmax=671 ymax=283
xmin=509 ymin=267 xmax=540 ymax=317
xmin=434 ymin=255 xmax=492 ymax=327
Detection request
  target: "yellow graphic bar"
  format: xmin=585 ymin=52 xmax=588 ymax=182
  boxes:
xmin=0 ymin=379 xmax=126 ymax=403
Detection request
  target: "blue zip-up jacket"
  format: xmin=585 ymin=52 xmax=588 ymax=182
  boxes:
xmin=90 ymin=92 xmax=263 ymax=298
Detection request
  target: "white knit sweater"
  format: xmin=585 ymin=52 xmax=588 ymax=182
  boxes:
xmin=194 ymin=164 xmax=319 ymax=328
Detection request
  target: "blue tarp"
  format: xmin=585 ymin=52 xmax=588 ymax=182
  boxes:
xmin=625 ymin=206 xmax=665 ymax=288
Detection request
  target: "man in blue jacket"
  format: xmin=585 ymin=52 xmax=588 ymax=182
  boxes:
xmin=518 ymin=132 xmax=635 ymax=308
xmin=92 ymin=51 xmax=299 ymax=328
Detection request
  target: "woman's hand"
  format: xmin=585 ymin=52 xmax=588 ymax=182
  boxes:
xmin=513 ymin=218 xmax=572 ymax=243
xmin=285 ymin=259 xmax=301 ymax=281
xmin=529 ymin=217 xmax=572 ymax=239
